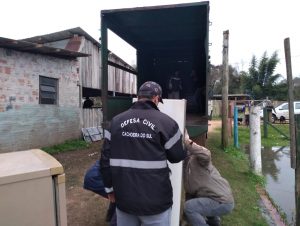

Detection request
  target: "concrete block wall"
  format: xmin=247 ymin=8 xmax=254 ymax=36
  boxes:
xmin=0 ymin=48 xmax=81 ymax=153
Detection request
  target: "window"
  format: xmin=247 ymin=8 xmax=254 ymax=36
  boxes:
xmin=281 ymin=104 xmax=288 ymax=110
xmin=295 ymin=103 xmax=300 ymax=110
xmin=39 ymin=76 xmax=58 ymax=105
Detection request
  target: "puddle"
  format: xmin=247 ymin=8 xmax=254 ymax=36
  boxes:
xmin=243 ymin=145 xmax=295 ymax=225
xmin=261 ymin=146 xmax=295 ymax=225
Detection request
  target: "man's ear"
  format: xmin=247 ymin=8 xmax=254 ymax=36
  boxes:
xmin=151 ymin=96 xmax=159 ymax=105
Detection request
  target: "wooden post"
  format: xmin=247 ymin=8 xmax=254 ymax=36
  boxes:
xmin=263 ymin=108 xmax=268 ymax=138
xmin=284 ymin=38 xmax=296 ymax=169
xmin=221 ymin=30 xmax=229 ymax=149
xmin=294 ymin=115 xmax=300 ymax=226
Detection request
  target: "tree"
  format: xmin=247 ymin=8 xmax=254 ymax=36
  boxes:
xmin=209 ymin=64 xmax=222 ymax=95
xmin=291 ymin=77 xmax=300 ymax=100
xmin=209 ymin=64 xmax=242 ymax=95
xmin=241 ymin=51 xmax=285 ymax=100
xmin=228 ymin=66 xmax=242 ymax=94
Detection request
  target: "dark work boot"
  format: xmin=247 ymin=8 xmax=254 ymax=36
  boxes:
xmin=206 ymin=216 xmax=221 ymax=226
xmin=105 ymin=202 xmax=116 ymax=222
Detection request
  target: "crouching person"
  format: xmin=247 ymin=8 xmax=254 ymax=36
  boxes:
xmin=83 ymin=160 xmax=117 ymax=226
xmin=183 ymin=133 xmax=234 ymax=226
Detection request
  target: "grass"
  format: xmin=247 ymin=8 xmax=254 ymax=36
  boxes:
xmin=42 ymin=139 xmax=90 ymax=154
xmin=238 ymin=123 xmax=290 ymax=147
xmin=211 ymin=115 xmax=222 ymax=120
xmin=40 ymin=121 xmax=288 ymax=225
xmin=207 ymin=126 xmax=269 ymax=226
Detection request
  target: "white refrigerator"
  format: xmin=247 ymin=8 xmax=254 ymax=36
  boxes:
xmin=0 ymin=149 xmax=67 ymax=226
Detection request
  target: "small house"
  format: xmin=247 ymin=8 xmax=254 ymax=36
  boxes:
xmin=0 ymin=27 xmax=136 ymax=153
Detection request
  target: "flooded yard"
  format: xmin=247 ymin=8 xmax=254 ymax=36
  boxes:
xmin=261 ymin=146 xmax=295 ymax=225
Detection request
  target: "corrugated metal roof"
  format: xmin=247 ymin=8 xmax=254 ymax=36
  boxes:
xmin=0 ymin=37 xmax=89 ymax=59
xmin=1 ymin=27 xmax=135 ymax=69
xmin=23 ymin=27 xmax=135 ymax=67
xmin=20 ymin=27 xmax=134 ymax=69
xmin=22 ymin=27 xmax=100 ymax=47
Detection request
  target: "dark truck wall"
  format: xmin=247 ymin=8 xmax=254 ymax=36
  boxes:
xmin=137 ymin=47 xmax=207 ymax=114
xmin=101 ymin=2 xmax=210 ymax=142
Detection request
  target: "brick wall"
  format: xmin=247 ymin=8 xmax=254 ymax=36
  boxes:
xmin=0 ymin=48 xmax=81 ymax=153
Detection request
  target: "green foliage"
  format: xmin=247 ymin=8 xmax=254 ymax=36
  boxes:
xmin=246 ymin=171 xmax=266 ymax=187
xmin=241 ymin=51 xmax=285 ymax=100
xmin=293 ymin=85 xmax=300 ymax=100
xmin=252 ymin=84 xmax=262 ymax=97
xmin=209 ymin=64 xmax=242 ymax=95
xmin=42 ymin=139 xmax=90 ymax=154
xmin=273 ymin=83 xmax=288 ymax=100
xmin=228 ymin=65 xmax=243 ymax=94
xmin=209 ymin=51 xmax=288 ymax=98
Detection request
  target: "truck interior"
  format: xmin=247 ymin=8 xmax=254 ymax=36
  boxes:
xmin=101 ymin=2 xmax=210 ymax=138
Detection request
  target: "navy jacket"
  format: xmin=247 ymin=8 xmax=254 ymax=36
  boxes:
xmin=100 ymin=100 xmax=186 ymax=215
xmin=83 ymin=160 xmax=107 ymax=197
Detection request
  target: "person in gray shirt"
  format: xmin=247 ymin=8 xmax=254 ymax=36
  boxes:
xmin=183 ymin=132 xmax=234 ymax=226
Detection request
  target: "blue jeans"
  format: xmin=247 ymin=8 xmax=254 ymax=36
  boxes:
xmin=184 ymin=197 xmax=234 ymax=226
xmin=116 ymin=207 xmax=171 ymax=226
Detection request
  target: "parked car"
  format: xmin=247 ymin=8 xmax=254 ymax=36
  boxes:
xmin=270 ymin=102 xmax=300 ymax=123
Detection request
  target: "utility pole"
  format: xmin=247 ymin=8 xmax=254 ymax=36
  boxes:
xmin=221 ymin=30 xmax=229 ymax=148
xmin=284 ymin=38 xmax=296 ymax=169
xmin=295 ymin=115 xmax=300 ymax=226
xmin=286 ymin=38 xmax=299 ymax=226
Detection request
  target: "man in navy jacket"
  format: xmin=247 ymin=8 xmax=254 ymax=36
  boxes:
xmin=100 ymin=81 xmax=186 ymax=226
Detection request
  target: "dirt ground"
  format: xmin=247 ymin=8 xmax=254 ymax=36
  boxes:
xmin=52 ymin=121 xmax=221 ymax=226
xmin=53 ymin=141 xmax=110 ymax=226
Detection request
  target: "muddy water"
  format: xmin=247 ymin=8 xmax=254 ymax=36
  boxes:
xmin=261 ymin=146 xmax=295 ymax=225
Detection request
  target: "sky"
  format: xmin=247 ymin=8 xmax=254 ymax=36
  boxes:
xmin=1 ymin=0 xmax=300 ymax=78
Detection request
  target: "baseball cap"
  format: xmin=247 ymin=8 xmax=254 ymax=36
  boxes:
xmin=137 ymin=81 xmax=163 ymax=103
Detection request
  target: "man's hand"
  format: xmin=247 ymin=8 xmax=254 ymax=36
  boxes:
xmin=107 ymin=192 xmax=115 ymax=203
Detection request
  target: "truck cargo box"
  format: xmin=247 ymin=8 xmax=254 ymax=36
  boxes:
xmin=101 ymin=2 xmax=210 ymax=141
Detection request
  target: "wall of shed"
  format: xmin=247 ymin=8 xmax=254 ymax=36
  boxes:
xmin=78 ymin=37 xmax=137 ymax=94
xmin=42 ymin=36 xmax=137 ymax=130
xmin=77 ymin=37 xmax=136 ymax=129
xmin=79 ymin=38 xmax=101 ymax=89
xmin=0 ymin=48 xmax=81 ymax=153
xmin=107 ymin=53 xmax=137 ymax=95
